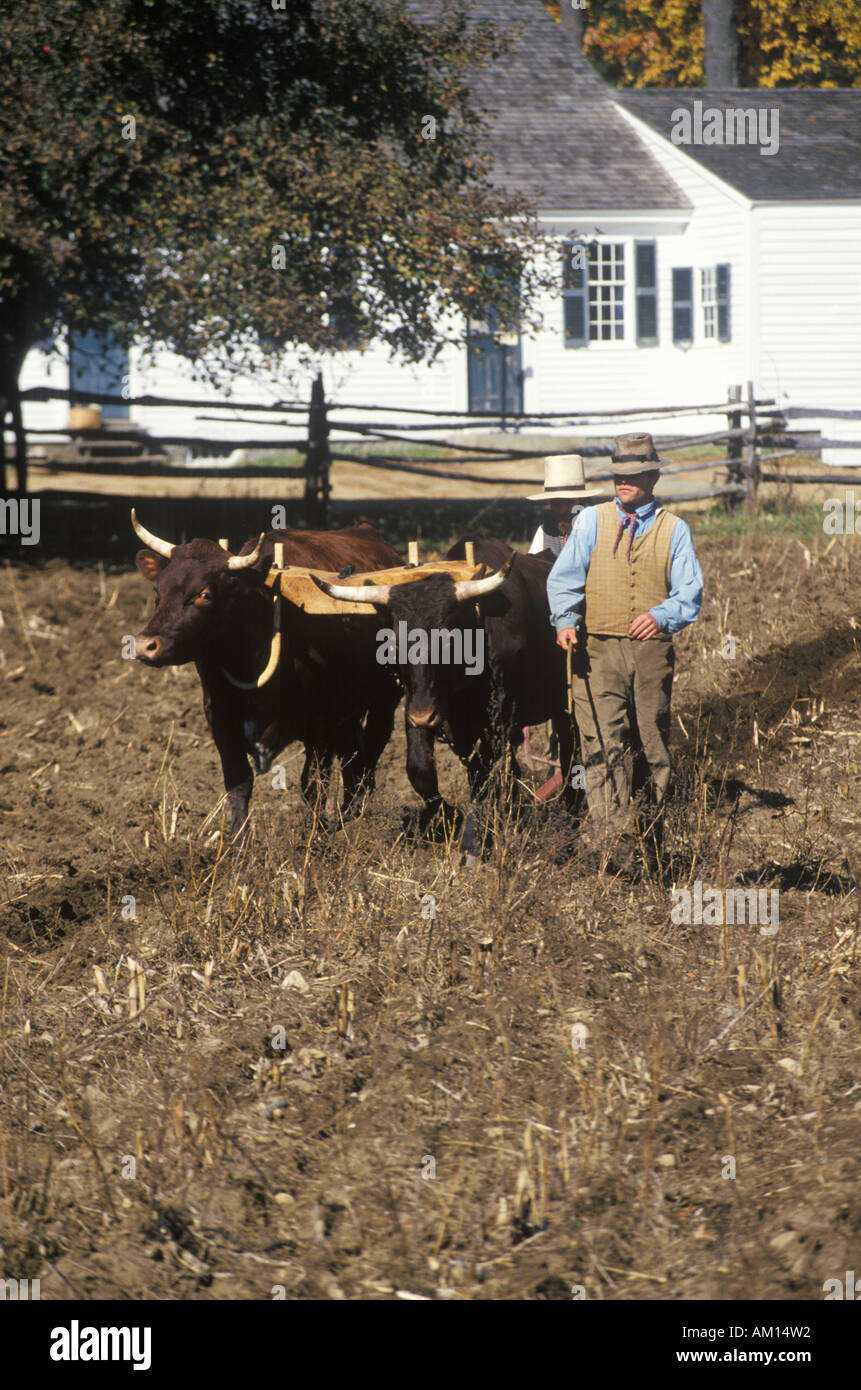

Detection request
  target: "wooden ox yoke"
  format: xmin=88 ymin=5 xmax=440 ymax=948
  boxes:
xmin=264 ymin=558 xmax=492 ymax=616
xmin=223 ymin=545 xmax=494 ymax=689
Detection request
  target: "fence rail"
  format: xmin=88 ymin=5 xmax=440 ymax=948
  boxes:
xmin=7 ymin=377 xmax=861 ymax=525
xmin=16 ymin=383 xmax=778 ymax=419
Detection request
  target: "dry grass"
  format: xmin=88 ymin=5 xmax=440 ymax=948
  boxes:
xmin=0 ymin=500 xmax=859 ymax=1300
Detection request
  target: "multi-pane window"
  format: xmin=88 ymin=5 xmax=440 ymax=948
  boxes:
xmin=587 ymin=242 xmax=625 ymax=341
xmin=702 ymin=264 xmax=731 ymax=342
xmin=563 ymin=246 xmax=730 ymax=349
xmin=702 ymin=267 xmax=717 ymax=339
xmin=563 ymin=242 xmax=625 ymax=345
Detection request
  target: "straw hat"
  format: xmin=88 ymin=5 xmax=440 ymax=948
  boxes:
xmin=528 ymin=454 xmax=605 ymax=503
xmin=611 ymin=432 xmax=664 ymax=475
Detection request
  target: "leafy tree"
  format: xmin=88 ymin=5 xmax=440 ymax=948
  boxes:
xmin=0 ymin=0 xmax=549 ymax=490
xmin=545 ymin=0 xmax=861 ymax=89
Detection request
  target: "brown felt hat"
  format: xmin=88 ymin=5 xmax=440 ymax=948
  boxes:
xmin=611 ymin=432 xmax=664 ymax=475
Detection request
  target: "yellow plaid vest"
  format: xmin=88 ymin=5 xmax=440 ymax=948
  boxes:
xmin=584 ymin=502 xmax=678 ymax=636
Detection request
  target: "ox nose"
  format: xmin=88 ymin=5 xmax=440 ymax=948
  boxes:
xmin=407 ymin=707 xmax=440 ymax=728
xmin=134 ymin=634 xmax=162 ymax=661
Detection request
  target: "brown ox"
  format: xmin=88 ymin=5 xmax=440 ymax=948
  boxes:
xmin=132 ymin=513 xmax=402 ymax=843
xmin=314 ymin=537 xmax=578 ymax=861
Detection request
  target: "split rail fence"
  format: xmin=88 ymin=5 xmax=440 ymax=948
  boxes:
xmin=10 ymin=375 xmax=861 ymax=528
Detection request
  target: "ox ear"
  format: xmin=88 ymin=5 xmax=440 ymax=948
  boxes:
xmin=136 ymin=549 xmax=170 ymax=584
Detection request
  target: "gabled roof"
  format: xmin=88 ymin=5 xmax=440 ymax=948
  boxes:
xmin=407 ymin=1 xmax=690 ymax=211
xmin=616 ymin=90 xmax=861 ymax=201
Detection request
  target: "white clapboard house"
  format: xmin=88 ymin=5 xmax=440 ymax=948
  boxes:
xmin=17 ymin=0 xmax=861 ymax=460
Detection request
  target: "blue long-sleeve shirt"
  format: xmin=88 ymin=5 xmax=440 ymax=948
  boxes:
xmin=546 ymin=499 xmax=703 ymax=636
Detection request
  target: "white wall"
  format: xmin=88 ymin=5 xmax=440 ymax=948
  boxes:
xmin=571 ymin=107 xmax=753 ymax=422
xmin=112 ymin=200 xmax=754 ymax=444
xmin=14 ymin=328 xmax=468 ymax=450
xmin=16 ymin=340 xmax=70 ymax=436
xmin=753 ymin=201 xmax=861 ymax=465
xmin=520 ymin=207 xmax=748 ymax=440
xmin=126 ymin=335 xmax=468 ymax=447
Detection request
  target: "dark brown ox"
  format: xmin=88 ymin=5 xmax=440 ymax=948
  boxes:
xmin=132 ymin=512 xmax=402 ymax=843
xmin=315 ymin=537 xmax=578 ymax=861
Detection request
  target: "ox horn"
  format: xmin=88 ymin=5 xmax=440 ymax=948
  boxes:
xmin=222 ymin=585 xmax=282 ymax=689
xmin=454 ymin=555 xmax=514 ymax=602
xmin=131 ymin=508 xmax=174 ymax=559
xmin=311 ymin=575 xmax=392 ymax=606
xmin=227 ymin=534 xmax=265 ymax=570
xmin=221 ymin=632 xmax=281 ymax=690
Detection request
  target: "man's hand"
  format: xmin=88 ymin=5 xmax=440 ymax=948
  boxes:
xmin=556 ymin=627 xmax=578 ymax=651
xmin=629 ymin=612 xmax=659 ymax=640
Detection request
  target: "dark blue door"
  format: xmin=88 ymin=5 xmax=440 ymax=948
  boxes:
xmin=467 ymin=310 xmax=522 ymax=416
xmin=68 ymin=331 xmax=130 ymax=418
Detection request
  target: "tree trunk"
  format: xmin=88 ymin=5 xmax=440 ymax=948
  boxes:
xmin=703 ymin=0 xmax=739 ymax=87
xmin=0 ymin=339 xmax=32 ymax=495
xmin=11 ymin=390 xmax=27 ymax=494
xmin=0 ymin=369 xmax=28 ymax=495
xmin=305 ymin=372 xmax=330 ymax=529
xmin=559 ymin=1 xmax=585 ymax=53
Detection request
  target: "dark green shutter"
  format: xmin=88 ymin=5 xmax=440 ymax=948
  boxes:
xmin=717 ymin=263 xmax=731 ymax=342
xmin=563 ymin=245 xmax=588 ymax=347
xmin=672 ymin=268 xmax=693 ymax=344
xmin=635 ymin=240 xmax=658 ymax=346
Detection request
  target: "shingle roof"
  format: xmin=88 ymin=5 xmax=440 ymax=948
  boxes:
xmin=616 ymin=90 xmax=861 ymax=201
xmin=407 ymin=1 xmax=690 ymax=211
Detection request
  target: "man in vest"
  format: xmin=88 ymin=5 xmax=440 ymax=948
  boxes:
xmin=547 ymin=432 xmax=703 ymax=864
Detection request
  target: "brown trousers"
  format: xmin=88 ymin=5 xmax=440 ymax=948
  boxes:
xmin=571 ymin=634 xmax=675 ymax=837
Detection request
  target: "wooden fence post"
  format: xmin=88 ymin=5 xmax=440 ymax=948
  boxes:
xmin=11 ymin=394 xmax=27 ymax=495
xmin=0 ymin=386 xmax=28 ymax=495
xmin=305 ymin=371 xmax=330 ymax=529
xmin=726 ymin=383 xmax=742 ymax=508
xmin=0 ymin=397 xmax=7 ymax=494
xmin=743 ymin=379 xmax=759 ymax=508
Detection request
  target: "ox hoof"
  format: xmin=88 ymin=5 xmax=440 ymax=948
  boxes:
xmin=339 ymin=792 xmax=371 ymax=824
xmin=417 ymin=803 xmax=461 ymax=841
